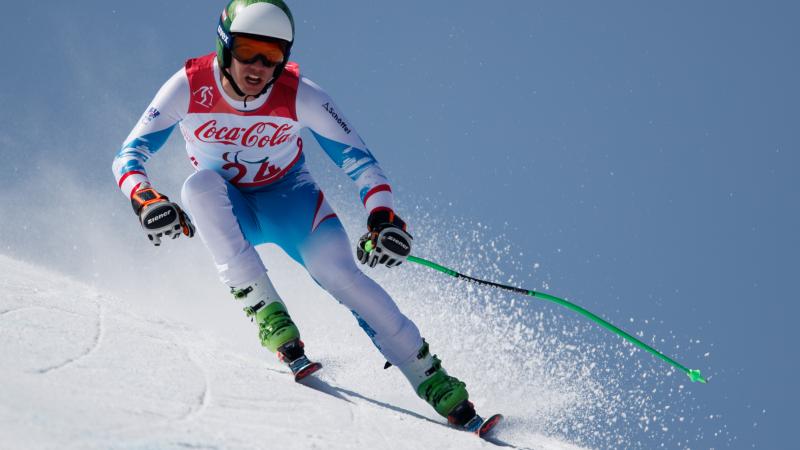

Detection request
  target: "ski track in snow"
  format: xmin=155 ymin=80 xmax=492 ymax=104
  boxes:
xmin=37 ymin=300 xmax=104 ymax=374
xmin=0 ymin=306 xmax=31 ymax=316
xmin=0 ymin=299 xmax=105 ymax=375
xmin=0 ymin=254 xmax=588 ymax=449
xmin=167 ymin=338 xmax=212 ymax=425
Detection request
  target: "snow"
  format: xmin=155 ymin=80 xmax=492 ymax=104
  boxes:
xmin=0 ymin=254 xmax=585 ymax=449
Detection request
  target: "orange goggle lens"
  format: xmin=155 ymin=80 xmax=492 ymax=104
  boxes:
xmin=231 ymin=36 xmax=285 ymax=67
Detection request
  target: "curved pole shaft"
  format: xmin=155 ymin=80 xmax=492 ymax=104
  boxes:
xmin=405 ymin=255 xmax=707 ymax=384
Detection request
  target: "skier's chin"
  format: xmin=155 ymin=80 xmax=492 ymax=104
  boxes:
xmin=242 ymin=86 xmax=265 ymax=96
xmin=240 ymin=80 xmax=267 ymax=96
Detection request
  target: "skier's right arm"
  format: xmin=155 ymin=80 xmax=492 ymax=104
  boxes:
xmin=112 ymin=68 xmax=194 ymax=245
xmin=112 ymin=68 xmax=188 ymax=198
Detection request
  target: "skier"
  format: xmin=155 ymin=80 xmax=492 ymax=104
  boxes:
xmin=113 ymin=0 xmax=485 ymax=430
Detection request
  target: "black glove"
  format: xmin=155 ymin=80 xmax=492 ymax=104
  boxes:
xmin=131 ymin=186 xmax=195 ymax=246
xmin=357 ymin=209 xmax=412 ymax=268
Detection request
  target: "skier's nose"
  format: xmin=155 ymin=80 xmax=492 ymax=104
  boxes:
xmin=249 ymin=59 xmax=274 ymax=72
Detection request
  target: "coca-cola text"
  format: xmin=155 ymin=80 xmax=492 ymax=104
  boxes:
xmin=194 ymin=120 xmax=294 ymax=148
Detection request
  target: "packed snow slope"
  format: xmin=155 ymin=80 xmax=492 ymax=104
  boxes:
xmin=0 ymin=254 xmax=586 ymax=450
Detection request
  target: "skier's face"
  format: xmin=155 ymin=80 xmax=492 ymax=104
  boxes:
xmin=226 ymin=35 xmax=285 ymax=97
xmin=229 ymin=58 xmax=277 ymax=96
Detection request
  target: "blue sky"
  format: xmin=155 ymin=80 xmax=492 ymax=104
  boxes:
xmin=1 ymin=1 xmax=798 ymax=448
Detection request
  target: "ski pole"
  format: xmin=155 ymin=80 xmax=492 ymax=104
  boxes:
xmin=364 ymin=242 xmax=706 ymax=383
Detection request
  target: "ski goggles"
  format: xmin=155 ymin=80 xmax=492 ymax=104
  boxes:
xmin=231 ymin=35 xmax=285 ymax=68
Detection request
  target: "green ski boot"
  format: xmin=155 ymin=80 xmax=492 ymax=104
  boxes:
xmin=232 ymin=273 xmax=320 ymax=381
xmin=248 ymin=301 xmax=300 ymax=352
xmin=231 ymin=273 xmax=299 ymax=352
xmin=398 ymin=340 xmax=474 ymax=425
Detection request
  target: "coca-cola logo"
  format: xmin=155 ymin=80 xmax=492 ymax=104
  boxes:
xmin=194 ymin=120 xmax=295 ymax=148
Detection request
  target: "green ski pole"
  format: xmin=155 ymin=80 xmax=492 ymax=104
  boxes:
xmin=364 ymin=242 xmax=706 ymax=383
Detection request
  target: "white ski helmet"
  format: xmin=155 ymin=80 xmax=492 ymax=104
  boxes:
xmin=216 ymin=0 xmax=295 ymax=94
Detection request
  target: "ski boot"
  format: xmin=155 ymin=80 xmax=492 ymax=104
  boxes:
xmin=232 ymin=274 xmax=321 ymax=381
xmin=398 ymin=341 xmax=470 ymax=423
xmin=397 ymin=340 xmax=502 ymax=436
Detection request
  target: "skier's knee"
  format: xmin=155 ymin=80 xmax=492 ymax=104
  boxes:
xmin=181 ymin=169 xmax=226 ymax=205
xmin=307 ymin=259 xmax=360 ymax=294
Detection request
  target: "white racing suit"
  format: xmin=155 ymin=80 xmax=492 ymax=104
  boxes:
xmin=113 ymin=53 xmax=421 ymax=366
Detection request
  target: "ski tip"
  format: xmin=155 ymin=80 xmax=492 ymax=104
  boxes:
xmin=477 ymin=414 xmax=503 ymax=438
xmin=294 ymin=362 xmax=323 ymax=382
xmin=687 ymin=369 xmax=707 ymax=384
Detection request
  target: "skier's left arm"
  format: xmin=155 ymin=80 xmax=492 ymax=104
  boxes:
xmin=297 ymin=77 xmax=411 ymax=267
xmin=296 ymin=77 xmax=397 ymax=214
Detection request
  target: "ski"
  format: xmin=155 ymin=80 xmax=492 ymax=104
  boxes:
xmin=462 ymin=413 xmax=503 ymax=438
xmin=287 ymin=355 xmax=322 ymax=382
xmin=277 ymin=339 xmax=322 ymax=382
